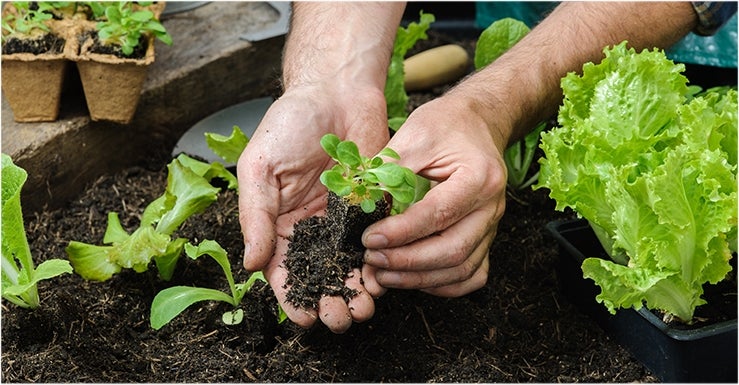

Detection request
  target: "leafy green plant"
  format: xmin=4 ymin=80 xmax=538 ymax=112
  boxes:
xmin=1 ymin=2 xmax=54 ymax=43
xmin=204 ymin=125 xmax=250 ymax=164
xmin=2 ymin=153 xmax=72 ymax=309
xmin=91 ymin=1 xmax=172 ymax=56
xmin=474 ymin=18 xmax=548 ymax=191
xmin=319 ymin=134 xmax=423 ymax=214
xmin=65 ymin=154 xmax=236 ymax=281
xmin=385 ymin=11 xmax=435 ymax=131
xmin=535 ymin=41 xmax=737 ymax=323
xmin=150 ymin=240 xmax=271 ymax=329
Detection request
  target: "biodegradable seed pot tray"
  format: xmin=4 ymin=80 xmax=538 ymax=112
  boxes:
xmin=1 ymin=2 xmax=167 ymax=124
xmin=547 ymin=219 xmax=738 ymax=383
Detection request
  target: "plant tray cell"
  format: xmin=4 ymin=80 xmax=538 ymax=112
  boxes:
xmin=546 ymin=219 xmax=737 ymax=383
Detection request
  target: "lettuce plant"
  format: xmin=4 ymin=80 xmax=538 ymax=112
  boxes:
xmin=1 ymin=2 xmax=54 ymax=43
xmin=150 ymin=240 xmax=270 ymax=329
xmin=65 ymin=154 xmax=236 ymax=281
xmin=2 ymin=154 xmax=72 ymax=309
xmin=319 ymin=134 xmax=421 ymax=214
xmin=91 ymin=1 xmax=172 ymax=56
xmin=535 ymin=41 xmax=737 ymax=323
xmin=475 ymin=18 xmax=547 ymax=191
xmin=385 ymin=11 xmax=435 ymax=131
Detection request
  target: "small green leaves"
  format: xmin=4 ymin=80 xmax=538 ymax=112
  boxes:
xmin=94 ymin=2 xmax=172 ymax=56
xmin=319 ymin=134 xmax=420 ymax=214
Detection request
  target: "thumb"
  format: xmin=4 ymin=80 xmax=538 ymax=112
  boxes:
xmin=237 ymin=160 xmax=280 ymax=272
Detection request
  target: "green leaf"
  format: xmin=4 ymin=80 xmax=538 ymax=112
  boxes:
xmin=320 ymin=134 xmax=341 ymax=160
xmin=378 ymin=147 xmax=400 ymax=160
xmin=2 ymin=154 xmax=71 ymax=308
xmin=205 ymin=125 xmax=250 ymax=165
xmin=155 ymin=158 xmax=220 ymax=235
xmin=474 ymin=18 xmax=530 ymax=70
xmin=370 ymin=163 xmax=406 ymax=187
xmin=222 ymin=308 xmax=244 ymax=325
xmin=336 ymin=140 xmax=362 ymax=168
xmin=385 ymin=11 xmax=435 ymax=122
xmin=320 ymin=170 xmax=352 ymax=196
xmin=150 ymin=286 xmax=235 ymax=330
xmin=360 ymin=198 xmax=376 ymax=213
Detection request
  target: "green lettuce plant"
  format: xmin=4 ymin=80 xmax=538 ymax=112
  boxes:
xmin=2 ymin=153 xmax=72 ymax=309
xmin=475 ymin=18 xmax=547 ymax=191
xmin=319 ymin=134 xmax=421 ymax=214
xmin=1 ymin=1 xmax=54 ymax=43
xmin=535 ymin=41 xmax=737 ymax=323
xmin=89 ymin=1 xmax=172 ymax=56
xmin=65 ymin=154 xmax=236 ymax=281
xmin=150 ymin=240 xmax=272 ymax=329
xmin=385 ymin=11 xmax=435 ymax=131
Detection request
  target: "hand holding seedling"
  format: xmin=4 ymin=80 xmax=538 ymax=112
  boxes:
xmin=361 ymin=94 xmax=509 ymax=297
xmin=237 ymin=87 xmax=392 ymax=333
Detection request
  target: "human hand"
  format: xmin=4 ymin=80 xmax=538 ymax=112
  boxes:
xmin=361 ymin=94 xmax=509 ymax=298
xmin=237 ymin=84 xmax=390 ymax=333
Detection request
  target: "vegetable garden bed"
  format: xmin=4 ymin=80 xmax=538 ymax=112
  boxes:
xmin=2 ymin=26 xmax=735 ymax=383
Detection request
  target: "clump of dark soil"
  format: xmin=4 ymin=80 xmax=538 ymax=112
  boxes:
xmin=284 ymin=192 xmax=390 ymax=309
xmin=1 ymin=33 xmax=65 ymax=55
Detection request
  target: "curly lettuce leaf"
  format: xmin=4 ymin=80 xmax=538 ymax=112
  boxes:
xmin=535 ymin=41 xmax=737 ymax=322
xmin=66 ymin=155 xmax=223 ymax=281
xmin=385 ymin=11 xmax=434 ymax=129
xmin=2 ymin=154 xmax=72 ymax=308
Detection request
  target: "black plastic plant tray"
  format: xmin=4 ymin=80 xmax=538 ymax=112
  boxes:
xmin=546 ymin=219 xmax=737 ymax=383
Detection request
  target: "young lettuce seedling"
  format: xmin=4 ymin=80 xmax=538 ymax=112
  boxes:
xmin=319 ymin=134 xmax=421 ymax=214
xmin=92 ymin=1 xmax=173 ymax=56
xmin=66 ymin=153 xmax=237 ymax=281
xmin=150 ymin=240 xmax=269 ymax=329
xmin=2 ymin=154 xmax=72 ymax=309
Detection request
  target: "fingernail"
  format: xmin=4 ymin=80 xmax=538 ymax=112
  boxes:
xmin=363 ymin=233 xmax=388 ymax=248
xmin=364 ymin=250 xmax=389 ymax=268
xmin=376 ymin=270 xmax=401 ymax=286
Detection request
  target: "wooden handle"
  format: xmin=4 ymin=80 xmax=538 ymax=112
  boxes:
xmin=403 ymin=44 xmax=470 ymax=92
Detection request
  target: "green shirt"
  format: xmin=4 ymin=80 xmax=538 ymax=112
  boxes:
xmin=475 ymin=2 xmax=738 ymax=68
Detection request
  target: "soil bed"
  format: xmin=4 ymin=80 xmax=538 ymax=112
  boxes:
xmin=4 ymin=29 xmax=731 ymax=383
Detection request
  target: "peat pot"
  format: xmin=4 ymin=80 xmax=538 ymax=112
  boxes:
xmin=547 ymin=219 xmax=738 ymax=383
xmin=0 ymin=9 xmax=79 ymax=122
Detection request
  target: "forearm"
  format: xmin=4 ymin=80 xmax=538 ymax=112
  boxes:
xmin=446 ymin=1 xmax=697 ymax=149
xmin=282 ymin=2 xmax=405 ymax=92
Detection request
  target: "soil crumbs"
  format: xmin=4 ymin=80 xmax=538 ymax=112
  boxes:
xmin=2 ymin=30 xmax=660 ymax=383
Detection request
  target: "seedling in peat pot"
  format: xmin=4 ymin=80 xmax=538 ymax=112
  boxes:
xmin=91 ymin=1 xmax=172 ymax=56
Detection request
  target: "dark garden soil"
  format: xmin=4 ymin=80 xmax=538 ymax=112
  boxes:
xmin=285 ymin=192 xmax=390 ymax=310
xmin=3 ymin=28 xmax=733 ymax=383
xmin=1 ymin=34 xmax=65 ymax=55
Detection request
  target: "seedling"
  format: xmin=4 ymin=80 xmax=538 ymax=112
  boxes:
xmin=319 ymin=134 xmax=420 ymax=214
xmin=92 ymin=1 xmax=172 ymax=56
xmin=150 ymin=240 xmax=273 ymax=329
xmin=2 ymin=154 xmax=72 ymax=309
xmin=65 ymin=154 xmax=236 ymax=281
xmin=1 ymin=2 xmax=54 ymax=43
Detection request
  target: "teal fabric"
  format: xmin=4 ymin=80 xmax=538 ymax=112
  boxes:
xmin=475 ymin=2 xmax=738 ymax=68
